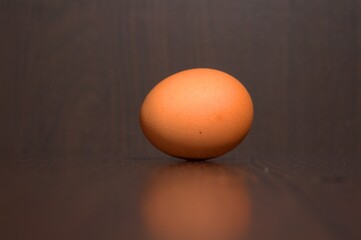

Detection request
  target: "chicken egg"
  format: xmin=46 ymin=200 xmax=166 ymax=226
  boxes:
xmin=140 ymin=68 xmax=253 ymax=160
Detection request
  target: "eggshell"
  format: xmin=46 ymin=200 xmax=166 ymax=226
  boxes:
xmin=140 ymin=68 xmax=253 ymax=160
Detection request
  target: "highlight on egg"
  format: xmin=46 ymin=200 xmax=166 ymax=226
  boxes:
xmin=140 ymin=68 xmax=253 ymax=160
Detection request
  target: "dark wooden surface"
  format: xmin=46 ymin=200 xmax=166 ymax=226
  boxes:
xmin=0 ymin=0 xmax=360 ymax=239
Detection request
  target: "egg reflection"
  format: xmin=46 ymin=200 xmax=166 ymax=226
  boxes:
xmin=142 ymin=162 xmax=251 ymax=240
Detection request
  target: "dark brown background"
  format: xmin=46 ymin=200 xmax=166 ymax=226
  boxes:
xmin=0 ymin=0 xmax=360 ymax=240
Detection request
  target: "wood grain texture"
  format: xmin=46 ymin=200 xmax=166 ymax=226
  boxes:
xmin=0 ymin=0 xmax=360 ymax=239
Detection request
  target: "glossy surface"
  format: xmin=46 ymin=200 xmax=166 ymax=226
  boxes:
xmin=0 ymin=0 xmax=361 ymax=239
xmin=142 ymin=162 xmax=250 ymax=240
xmin=1 ymin=157 xmax=360 ymax=240
xmin=140 ymin=68 xmax=253 ymax=159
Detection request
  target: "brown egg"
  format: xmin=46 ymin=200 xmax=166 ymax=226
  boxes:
xmin=141 ymin=162 xmax=251 ymax=240
xmin=140 ymin=68 xmax=253 ymax=160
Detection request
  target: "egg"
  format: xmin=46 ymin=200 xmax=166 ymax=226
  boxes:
xmin=140 ymin=68 xmax=253 ymax=160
